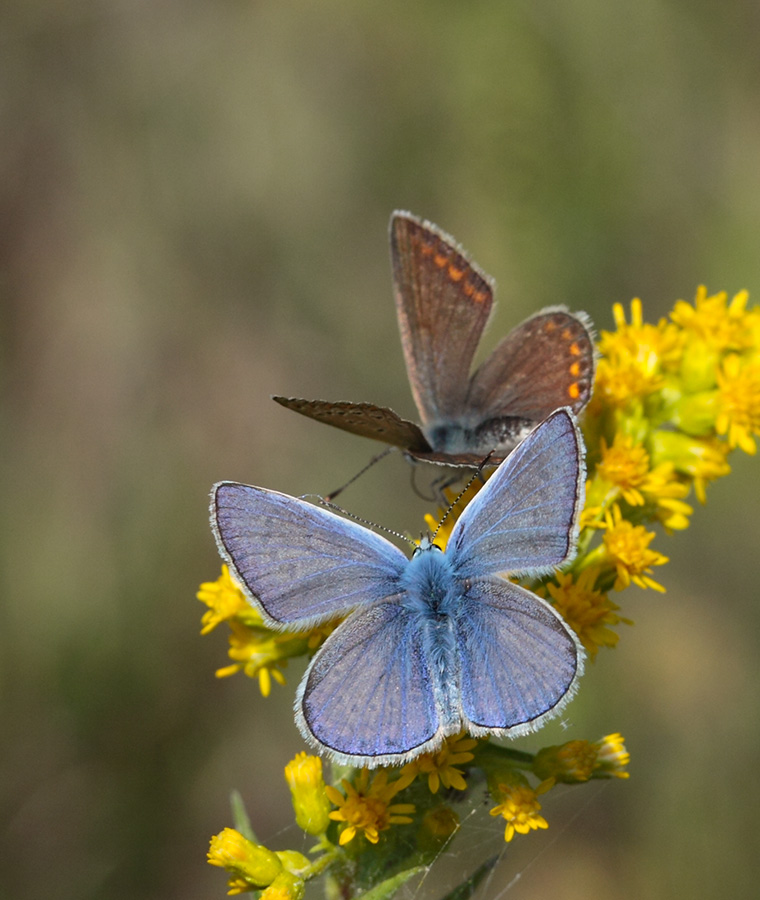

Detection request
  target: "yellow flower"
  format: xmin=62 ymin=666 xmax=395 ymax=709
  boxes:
xmin=207 ymin=828 xmax=283 ymax=890
xmin=215 ymin=621 xmax=291 ymax=696
xmin=532 ymin=740 xmax=597 ymax=784
xmin=284 ymin=753 xmax=331 ymax=836
xmin=594 ymin=299 xmax=683 ymax=406
xmin=197 ymin=565 xmax=251 ymax=634
xmin=716 ymin=354 xmax=760 ymax=455
xmin=671 ymin=286 xmax=754 ymax=353
xmin=602 ymin=505 xmax=668 ymax=592
xmin=543 ymin=569 xmax=631 ymax=660
xmin=489 ymin=777 xmax=551 ymax=843
xmin=325 ymin=769 xmax=415 ymax=845
xmin=594 ymin=434 xmax=692 ymax=528
xmin=592 ymin=733 xmax=631 ymax=779
xmin=595 ymin=434 xmax=651 ymax=505
xmin=396 ymin=733 xmax=477 ymax=793
xmin=533 ymin=733 xmax=630 ymax=784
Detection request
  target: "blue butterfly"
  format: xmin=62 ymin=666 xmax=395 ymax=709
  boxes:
xmin=211 ymin=408 xmax=586 ymax=767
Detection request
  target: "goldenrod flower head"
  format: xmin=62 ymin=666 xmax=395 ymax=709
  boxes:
xmin=197 ymin=565 xmax=252 ymax=634
xmin=396 ymin=733 xmax=477 ymax=794
xmin=325 ymin=769 xmax=415 ymax=845
xmin=671 ymin=286 xmax=754 ymax=353
xmin=716 ymin=354 xmax=760 ymax=455
xmin=592 ymin=733 xmax=631 ymax=779
xmin=261 ymin=872 xmax=305 ymax=900
xmin=602 ymin=505 xmax=668 ymax=592
xmin=532 ymin=739 xmax=597 ymax=784
xmin=488 ymin=775 xmax=551 ymax=843
xmin=596 ymin=434 xmax=651 ymax=505
xmin=595 ymin=299 xmax=682 ymax=406
xmin=216 ymin=621 xmax=290 ymax=696
xmin=284 ymin=752 xmax=331 ymax=836
xmin=543 ymin=569 xmax=631 ymax=660
xmin=207 ymin=828 xmax=283 ymax=889
xmin=593 ymin=433 xmax=691 ymax=524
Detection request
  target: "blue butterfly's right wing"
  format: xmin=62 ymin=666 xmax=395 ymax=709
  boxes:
xmin=447 ymin=408 xmax=585 ymax=579
xmin=296 ymin=602 xmax=444 ymax=767
xmin=211 ymin=482 xmax=407 ymax=629
xmin=452 ymin=578 xmax=583 ymax=737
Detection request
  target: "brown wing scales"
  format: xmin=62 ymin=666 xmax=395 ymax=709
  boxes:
xmin=273 ymin=397 xmax=432 ymax=453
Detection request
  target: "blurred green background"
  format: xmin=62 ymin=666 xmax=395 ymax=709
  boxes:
xmin=2 ymin=1 xmax=759 ymax=898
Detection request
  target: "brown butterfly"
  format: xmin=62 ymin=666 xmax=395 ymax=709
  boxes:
xmin=274 ymin=212 xmax=595 ymax=466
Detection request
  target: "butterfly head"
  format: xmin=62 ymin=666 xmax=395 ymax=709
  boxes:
xmin=413 ymin=535 xmax=444 ymax=557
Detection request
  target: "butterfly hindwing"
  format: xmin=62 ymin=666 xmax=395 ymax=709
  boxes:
xmin=447 ymin=409 xmax=585 ymax=578
xmin=452 ymin=578 xmax=583 ymax=736
xmin=211 ymin=482 xmax=407 ymax=628
xmin=296 ymin=601 xmax=443 ymax=765
xmin=466 ymin=308 xmax=595 ymax=421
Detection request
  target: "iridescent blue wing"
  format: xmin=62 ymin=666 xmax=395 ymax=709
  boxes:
xmin=452 ymin=579 xmax=583 ymax=736
xmin=296 ymin=602 xmax=445 ymax=766
xmin=211 ymin=482 xmax=407 ymax=628
xmin=446 ymin=408 xmax=585 ymax=579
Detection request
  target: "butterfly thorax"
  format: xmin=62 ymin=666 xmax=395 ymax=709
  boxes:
xmin=400 ymin=543 xmax=458 ymax=617
xmin=424 ymin=415 xmax=535 ymax=456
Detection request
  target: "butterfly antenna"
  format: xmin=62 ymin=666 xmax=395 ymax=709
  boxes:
xmin=304 ymin=495 xmax=417 ymax=549
xmin=324 ymin=446 xmax=395 ymax=502
xmin=431 ymin=451 xmax=495 ymax=543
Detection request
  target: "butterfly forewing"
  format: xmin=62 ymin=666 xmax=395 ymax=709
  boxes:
xmin=212 ymin=483 xmax=407 ymax=628
xmin=466 ymin=308 xmax=595 ymax=421
xmin=271 ymin=397 xmax=432 ymax=453
xmin=447 ymin=409 xmax=585 ymax=579
xmin=391 ymin=212 xmax=494 ymax=426
xmin=453 ymin=579 xmax=583 ymax=735
xmin=297 ymin=602 xmax=442 ymax=765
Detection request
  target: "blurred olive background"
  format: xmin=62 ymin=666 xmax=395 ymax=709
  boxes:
xmin=2 ymin=1 xmax=760 ymax=898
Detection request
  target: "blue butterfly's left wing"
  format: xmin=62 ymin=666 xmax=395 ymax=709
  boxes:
xmin=211 ymin=482 xmax=407 ymax=629
xmin=296 ymin=601 xmax=445 ymax=767
xmin=452 ymin=578 xmax=583 ymax=736
xmin=447 ymin=408 xmax=585 ymax=579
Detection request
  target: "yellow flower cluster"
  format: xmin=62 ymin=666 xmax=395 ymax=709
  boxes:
xmin=203 ymin=288 xmax=759 ymax=894
xmin=548 ymin=288 xmax=759 ymax=658
xmin=207 ymin=828 xmax=310 ymax=898
xmin=197 ymin=565 xmax=337 ymax=696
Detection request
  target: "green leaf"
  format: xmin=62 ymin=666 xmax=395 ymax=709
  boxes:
xmin=437 ymin=856 xmax=499 ymax=900
xmin=355 ymin=866 xmax=425 ymax=900
xmin=230 ymin=789 xmax=258 ymax=843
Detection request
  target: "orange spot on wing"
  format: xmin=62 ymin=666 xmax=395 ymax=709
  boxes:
xmin=570 ymin=362 xmax=581 ymax=376
xmin=569 ymin=342 xmax=581 ymax=356
xmin=472 ymin=289 xmax=488 ymax=304
xmin=568 ymin=383 xmax=581 ymax=400
xmin=448 ymin=265 xmax=464 ymax=282
xmin=434 ymin=253 xmax=448 ymax=268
